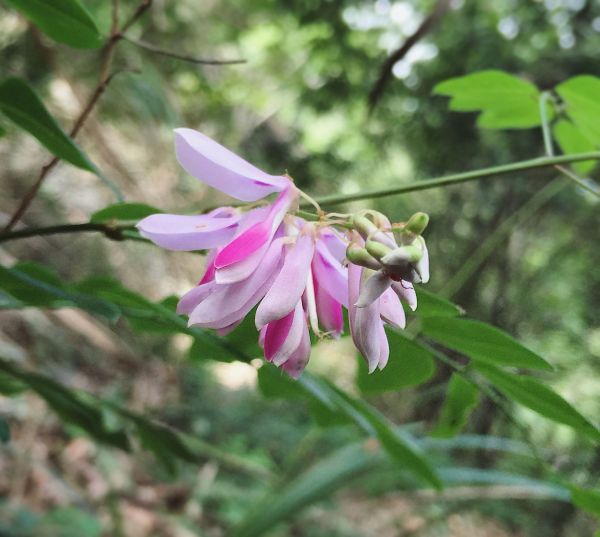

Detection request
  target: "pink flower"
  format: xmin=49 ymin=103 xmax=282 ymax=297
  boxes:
xmin=138 ymin=129 xmax=430 ymax=378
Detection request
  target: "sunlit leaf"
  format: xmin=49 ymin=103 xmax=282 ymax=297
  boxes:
xmin=356 ymin=330 xmax=435 ymax=394
xmin=556 ymin=75 xmax=600 ymax=145
xmin=91 ymin=202 xmax=163 ymax=223
xmin=553 ymin=119 xmax=597 ymax=174
xmin=422 ymin=317 xmax=553 ymax=370
xmin=431 ymin=374 xmax=480 ymax=438
xmin=475 ymin=363 xmax=600 ymax=442
xmin=0 ymin=78 xmax=98 ymax=172
xmin=4 ymin=0 xmax=103 ymax=49
xmin=434 ymin=70 xmax=546 ymax=129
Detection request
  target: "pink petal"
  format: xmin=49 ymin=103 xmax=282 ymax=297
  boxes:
xmin=177 ymin=281 xmax=216 ymax=315
xmin=318 ymin=227 xmax=348 ymax=262
xmin=198 ymin=250 xmax=218 ymax=285
xmin=264 ymin=302 xmax=306 ymax=366
xmin=137 ymin=209 xmax=240 ymax=251
xmin=312 ymin=241 xmax=348 ymax=308
xmin=314 ymin=278 xmax=343 ymax=337
xmin=174 ymin=128 xmax=290 ymax=201
xmin=188 ymin=239 xmax=284 ymax=329
xmin=379 ymin=288 xmax=406 ymax=329
xmin=355 ymin=271 xmax=391 ymax=308
xmin=391 ymin=281 xmax=417 ymax=311
xmin=377 ymin=322 xmax=390 ymax=370
xmin=281 ymin=318 xmax=311 ymax=379
xmin=255 ymin=233 xmax=314 ymax=328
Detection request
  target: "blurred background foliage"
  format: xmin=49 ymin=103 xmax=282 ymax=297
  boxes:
xmin=0 ymin=0 xmax=599 ymax=535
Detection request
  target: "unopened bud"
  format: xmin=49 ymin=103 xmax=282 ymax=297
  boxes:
xmin=346 ymin=244 xmax=381 ymax=270
xmin=381 ymin=245 xmax=423 ymax=266
xmin=405 ymin=212 xmax=429 ymax=235
xmin=350 ymin=215 xmax=379 ymax=240
xmin=365 ymin=238 xmax=392 ymax=261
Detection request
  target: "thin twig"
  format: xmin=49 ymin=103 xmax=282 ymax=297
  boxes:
xmin=0 ymin=222 xmax=139 ymax=244
xmin=2 ymin=0 xmax=153 ymax=233
xmin=555 ymin=165 xmax=600 ymax=198
xmin=122 ymin=35 xmax=246 ymax=65
xmin=368 ymin=0 xmax=451 ymax=113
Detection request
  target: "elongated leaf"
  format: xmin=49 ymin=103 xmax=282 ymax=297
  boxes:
xmin=570 ymin=486 xmax=600 ymax=518
xmin=356 ymin=330 xmax=435 ymax=394
xmin=233 ymin=443 xmax=378 ymax=537
xmin=5 ymin=0 xmax=103 ymax=49
xmin=0 ymin=78 xmax=96 ymax=172
xmin=432 ymin=374 xmax=480 ymax=438
xmin=422 ymin=317 xmax=553 ymax=370
xmin=553 ymin=119 xmax=597 ymax=174
xmin=300 ymin=374 xmax=442 ymax=489
xmin=91 ymin=202 xmax=163 ymax=223
xmin=556 ymin=75 xmax=600 ymax=145
xmin=0 ymin=357 xmax=130 ymax=450
xmin=475 ymin=363 xmax=600 ymax=442
xmin=434 ymin=70 xmax=545 ymax=129
xmin=415 ymin=288 xmax=463 ymax=317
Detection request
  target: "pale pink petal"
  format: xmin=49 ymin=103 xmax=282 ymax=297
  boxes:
xmin=217 ymin=319 xmax=242 ymax=336
xmin=281 ymin=318 xmax=311 ymax=379
xmin=174 ymin=128 xmax=290 ymax=201
xmin=137 ymin=210 xmax=240 ymax=251
xmin=391 ymin=281 xmax=417 ymax=311
xmin=255 ymin=233 xmax=314 ymax=328
xmin=416 ymin=239 xmax=430 ymax=283
xmin=379 ymin=288 xmax=406 ymax=329
xmin=188 ymin=239 xmax=284 ymax=328
xmin=312 ymin=241 xmax=348 ymax=307
xmin=314 ymin=278 xmax=343 ymax=337
xmin=177 ymin=281 xmax=216 ymax=315
xmin=377 ymin=322 xmax=390 ymax=370
xmin=355 ymin=271 xmax=391 ymax=307
xmin=318 ymin=227 xmax=348 ymax=262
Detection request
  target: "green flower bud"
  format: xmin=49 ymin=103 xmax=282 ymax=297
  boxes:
xmin=381 ymin=244 xmax=423 ymax=266
xmin=365 ymin=238 xmax=392 ymax=261
xmin=350 ymin=215 xmax=379 ymax=241
xmin=405 ymin=212 xmax=429 ymax=235
xmin=346 ymin=244 xmax=381 ymax=270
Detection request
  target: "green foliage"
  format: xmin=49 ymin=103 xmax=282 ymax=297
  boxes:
xmin=553 ymin=119 xmax=597 ymax=174
xmin=475 ymin=363 xmax=600 ymax=442
xmin=555 ymin=76 xmax=600 ymax=146
xmin=414 ymin=288 xmax=463 ymax=317
xmin=422 ymin=317 xmax=553 ymax=370
xmin=570 ymin=486 xmax=600 ymax=518
xmin=4 ymin=0 xmax=103 ymax=49
xmin=431 ymin=374 xmax=480 ymax=438
xmin=356 ymin=330 xmax=435 ymax=394
xmin=0 ymin=78 xmax=98 ymax=173
xmin=90 ymin=202 xmax=163 ymax=223
xmin=433 ymin=70 xmax=545 ymax=129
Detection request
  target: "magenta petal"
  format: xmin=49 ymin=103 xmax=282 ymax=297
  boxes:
xmin=255 ymin=233 xmax=315 ymax=328
xmin=268 ymin=302 xmax=306 ymax=366
xmin=264 ymin=309 xmax=295 ymax=361
xmin=215 ymin=222 xmax=269 ymax=267
xmin=379 ymin=288 xmax=406 ymax=329
xmin=174 ymin=128 xmax=290 ymax=201
xmin=137 ymin=211 xmax=240 ymax=251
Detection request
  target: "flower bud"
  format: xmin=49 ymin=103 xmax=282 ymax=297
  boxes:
xmin=346 ymin=244 xmax=381 ymax=270
xmin=350 ymin=215 xmax=379 ymax=241
xmin=405 ymin=212 xmax=429 ymax=235
xmin=365 ymin=238 xmax=392 ymax=261
xmin=380 ymin=244 xmax=423 ymax=266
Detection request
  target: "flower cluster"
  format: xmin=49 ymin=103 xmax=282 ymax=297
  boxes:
xmin=138 ymin=129 xmax=430 ymax=378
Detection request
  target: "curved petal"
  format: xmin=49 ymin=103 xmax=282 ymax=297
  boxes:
xmin=255 ymin=233 xmax=314 ymax=328
xmin=391 ymin=281 xmax=417 ymax=311
xmin=175 ymin=128 xmax=290 ymax=201
xmin=379 ymin=288 xmax=406 ymax=329
xmin=312 ymin=241 xmax=348 ymax=307
xmin=264 ymin=302 xmax=306 ymax=366
xmin=177 ymin=281 xmax=216 ymax=315
xmin=137 ymin=210 xmax=240 ymax=251
xmin=355 ymin=271 xmax=391 ymax=307
xmin=415 ymin=238 xmax=430 ymax=284
xmin=281 ymin=318 xmax=311 ymax=379
xmin=318 ymin=227 xmax=348 ymax=262
xmin=315 ymin=279 xmax=343 ymax=337
xmin=377 ymin=322 xmax=390 ymax=370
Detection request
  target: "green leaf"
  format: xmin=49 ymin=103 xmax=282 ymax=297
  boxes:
xmin=0 ymin=357 xmax=130 ymax=450
xmin=553 ymin=119 xmax=597 ymax=174
xmin=414 ymin=288 xmax=462 ymax=317
xmin=570 ymin=486 xmax=600 ymax=518
xmin=356 ymin=330 xmax=435 ymax=394
xmin=475 ymin=363 xmax=600 ymax=442
xmin=434 ymin=70 xmax=545 ymax=129
xmin=300 ymin=374 xmax=442 ymax=489
xmin=90 ymin=202 xmax=163 ymax=223
xmin=0 ymin=78 xmax=97 ymax=172
xmin=4 ymin=0 xmax=103 ymax=49
xmin=0 ymin=417 xmax=10 ymax=443
xmin=431 ymin=374 xmax=480 ymax=438
xmin=233 ymin=443 xmax=378 ymax=537
xmin=422 ymin=317 xmax=553 ymax=371
xmin=257 ymin=363 xmax=305 ymax=399
xmin=556 ymin=75 xmax=600 ymax=146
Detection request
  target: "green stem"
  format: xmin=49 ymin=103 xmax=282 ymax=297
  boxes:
xmin=539 ymin=91 xmax=555 ymax=157
xmin=309 ymin=151 xmax=600 ymax=207
xmin=0 ymin=222 xmax=141 ymax=244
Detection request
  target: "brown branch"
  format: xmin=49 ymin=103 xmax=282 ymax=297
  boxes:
xmin=2 ymin=0 xmax=153 ymax=233
xmin=367 ymin=0 xmax=451 ymax=114
xmin=123 ymin=35 xmax=246 ymax=65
